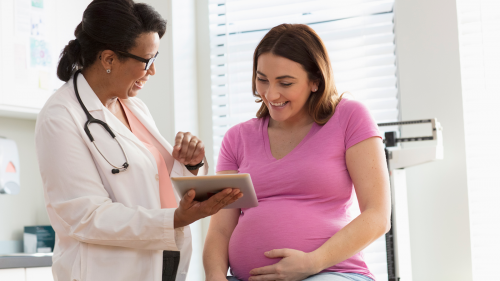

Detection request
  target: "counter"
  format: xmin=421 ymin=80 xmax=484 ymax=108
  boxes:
xmin=0 ymin=253 xmax=52 ymax=269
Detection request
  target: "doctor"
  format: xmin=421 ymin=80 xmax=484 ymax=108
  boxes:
xmin=35 ymin=1 xmax=242 ymax=281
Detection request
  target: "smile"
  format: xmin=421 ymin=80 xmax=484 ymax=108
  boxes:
xmin=269 ymin=101 xmax=289 ymax=107
xmin=135 ymin=80 xmax=147 ymax=89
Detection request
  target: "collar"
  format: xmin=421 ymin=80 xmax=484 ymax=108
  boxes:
xmin=120 ymin=98 xmax=174 ymax=156
xmin=71 ymin=71 xmax=105 ymax=113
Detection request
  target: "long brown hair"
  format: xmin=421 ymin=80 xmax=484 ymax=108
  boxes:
xmin=252 ymin=24 xmax=341 ymax=125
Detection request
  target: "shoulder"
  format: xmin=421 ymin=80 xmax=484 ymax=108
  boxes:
xmin=336 ymin=98 xmax=369 ymax=116
xmin=224 ymin=118 xmax=262 ymax=140
xmin=334 ymin=98 xmax=375 ymax=125
xmin=37 ymin=82 xmax=78 ymax=129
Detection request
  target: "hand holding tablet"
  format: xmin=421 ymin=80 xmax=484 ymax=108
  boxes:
xmin=171 ymin=173 xmax=259 ymax=209
xmin=173 ymin=187 xmax=243 ymax=228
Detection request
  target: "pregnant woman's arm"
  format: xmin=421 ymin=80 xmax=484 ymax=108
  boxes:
xmin=204 ymin=170 xmax=240 ymax=281
xmin=248 ymin=137 xmax=391 ymax=281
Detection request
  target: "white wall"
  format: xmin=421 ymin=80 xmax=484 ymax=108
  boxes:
xmin=0 ymin=117 xmax=50 ymax=253
xmin=394 ymin=0 xmax=473 ymax=280
xmin=194 ymin=0 xmax=215 ymax=244
xmin=139 ymin=0 xmax=176 ymax=142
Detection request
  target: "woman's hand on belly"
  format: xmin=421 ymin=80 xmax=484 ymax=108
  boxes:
xmin=248 ymin=249 xmax=320 ymax=281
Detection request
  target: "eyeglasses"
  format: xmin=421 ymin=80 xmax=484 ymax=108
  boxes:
xmin=116 ymin=51 xmax=159 ymax=70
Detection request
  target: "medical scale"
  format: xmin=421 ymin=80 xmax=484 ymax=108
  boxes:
xmin=376 ymin=119 xmax=443 ymax=281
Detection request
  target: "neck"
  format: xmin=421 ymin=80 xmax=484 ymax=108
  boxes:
xmin=81 ymin=66 xmax=119 ymax=109
xmin=268 ymin=108 xmax=314 ymax=131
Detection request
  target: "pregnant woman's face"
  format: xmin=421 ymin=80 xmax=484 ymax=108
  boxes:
xmin=256 ymin=53 xmax=318 ymax=124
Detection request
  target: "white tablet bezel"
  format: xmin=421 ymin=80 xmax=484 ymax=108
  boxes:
xmin=170 ymin=173 xmax=258 ymax=209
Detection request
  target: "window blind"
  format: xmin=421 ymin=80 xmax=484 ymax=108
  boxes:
xmin=456 ymin=1 xmax=500 ymax=280
xmin=208 ymin=1 xmax=398 ymax=280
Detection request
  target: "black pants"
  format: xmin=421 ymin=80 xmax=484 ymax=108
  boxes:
xmin=162 ymin=251 xmax=180 ymax=281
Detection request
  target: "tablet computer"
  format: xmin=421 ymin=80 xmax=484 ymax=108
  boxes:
xmin=171 ymin=173 xmax=258 ymax=209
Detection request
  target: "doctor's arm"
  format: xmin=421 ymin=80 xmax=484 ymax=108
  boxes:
xmin=36 ymin=111 xmax=238 ymax=251
xmin=248 ymin=137 xmax=391 ymax=281
xmin=203 ymin=170 xmax=241 ymax=281
xmin=36 ymin=112 xmax=183 ymax=251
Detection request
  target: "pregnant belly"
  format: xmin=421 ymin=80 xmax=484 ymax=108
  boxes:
xmin=228 ymin=200 xmax=347 ymax=281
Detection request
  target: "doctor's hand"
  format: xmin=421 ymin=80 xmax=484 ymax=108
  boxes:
xmin=173 ymin=188 xmax=243 ymax=228
xmin=248 ymin=249 xmax=320 ymax=281
xmin=172 ymin=132 xmax=205 ymax=166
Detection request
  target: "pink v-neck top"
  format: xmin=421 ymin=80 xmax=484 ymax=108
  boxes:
xmin=216 ymin=99 xmax=381 ymax=280
xmin=121 ymin=101 xmax=177 ymax=209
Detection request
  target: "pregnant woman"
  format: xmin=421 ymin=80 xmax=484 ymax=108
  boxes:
xmin=203 ymin=24 xmax=391 ymax=281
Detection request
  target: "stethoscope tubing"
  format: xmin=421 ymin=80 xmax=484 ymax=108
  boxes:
xmin=73 ymin=70 xmax=130 ymax=174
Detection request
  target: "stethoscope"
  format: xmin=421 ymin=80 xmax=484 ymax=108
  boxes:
xmin=73 ymin=70 xmax=130 ymax=174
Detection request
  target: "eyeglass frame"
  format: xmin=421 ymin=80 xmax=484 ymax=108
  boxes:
xmin=115 ymin=50 xmax=159 ymax=71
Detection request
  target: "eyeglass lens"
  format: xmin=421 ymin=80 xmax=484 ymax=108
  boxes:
xmin=145 ymin=53 xmax=158 ymax=70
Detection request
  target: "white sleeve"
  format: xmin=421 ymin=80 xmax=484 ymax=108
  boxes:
xmin=35 ymin=107 xmax=182 ymax=251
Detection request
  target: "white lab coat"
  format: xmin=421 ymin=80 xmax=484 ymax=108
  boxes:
xmin=35 ymin=73 xmax=206 ymax=281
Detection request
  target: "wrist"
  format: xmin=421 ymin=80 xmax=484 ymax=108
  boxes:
xmin=174 ymin=208 xmax=187 ymax=228
xmin=185 ymin=160 xmax=204 ymax=170
xmin=307 ymin=250 xmax=326 ymax=274
xmin=206 ymin=272 xmax=228 ymax=281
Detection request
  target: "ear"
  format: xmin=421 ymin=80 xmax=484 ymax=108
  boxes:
xmin=310 ymin=80 xmax=320 ymax=92
xmin=99 ymin=50 xmax=116 ymax=72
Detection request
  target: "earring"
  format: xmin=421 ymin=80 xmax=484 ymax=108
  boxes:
xmin=313 ymin=88 xmax=317 ymax=92
xmin=106 ymin=69 xmax=111 ymax=74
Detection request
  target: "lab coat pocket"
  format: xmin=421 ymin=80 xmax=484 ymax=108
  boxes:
xmin=86 ymin=243 xmax=152 ymax=281
xmin=70 ymin=243 xmax=85 ymax=281
xmin=70 ymin=250 xmax=81 ymax=281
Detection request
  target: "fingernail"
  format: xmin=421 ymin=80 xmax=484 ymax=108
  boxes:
xmin=188 ymin=190 xmax=194 ymax=196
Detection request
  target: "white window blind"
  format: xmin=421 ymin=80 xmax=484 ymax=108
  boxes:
xmin=208 ymin=1 xmax=398 ymax=280
xmin=456 ymin=1 xmax=500 ymax=280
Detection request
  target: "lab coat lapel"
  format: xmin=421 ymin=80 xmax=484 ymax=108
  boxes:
xmin=123 ymin=99 xmax=174 ymax=155
xmin=120 ymin=99 xmax=184 ymax=177
xmin=121 ymin=101 xmax=208 ymax=179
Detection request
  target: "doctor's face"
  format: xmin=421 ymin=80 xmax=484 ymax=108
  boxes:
xmin=112 ymin=32 xmax=160 ymax=98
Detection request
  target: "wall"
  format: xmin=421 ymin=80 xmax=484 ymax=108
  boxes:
xmin=0 ymin=117 xmax=49 ymax=253
xmin=194 ymin=0 xmax=214 ymax=244
xmin=0 ymin=0 xmax=90 ymax=255
xmin=394 ymin=0 xmax=473 ymax=280
xmin=139 ymin=0 xmax=176 ymax=142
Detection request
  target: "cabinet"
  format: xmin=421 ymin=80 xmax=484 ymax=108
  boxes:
xmin=0 ymin=268 xmax=25 ymax=281
xmin=26 ymin=267 xmax=53 ymax=281
xmin=0 ymin=267 xmax=53 ymax=281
